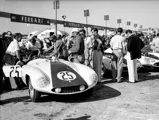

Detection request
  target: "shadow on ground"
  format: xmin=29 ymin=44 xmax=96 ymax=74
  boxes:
xmin=137 ymin=72 xmax=159 ymax=82
xmin=64 ymin=115 xmax=91 ymax=120
xmin=0 ymin=84 xmax=121 ymax=104
xmin=0 ymin=95 xmax=31 ymax=105
xmin=35 ymin=84 xmax=121 ymax=103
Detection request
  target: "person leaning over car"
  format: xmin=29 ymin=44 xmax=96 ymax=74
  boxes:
xmin=110 ymin=27 xmax=125 ymax=83
xmin=26 ymin=36 xmax=42 ymax=58
xmin=125 ymin=30 xmax=145 ymax=83
xmin=48 ymin=35 xmax=68 ymax=60
xmin=2 ymin=33 xmax=24 ymax=90
xmin=150 ymin=33 xmax=159 ymax=52
xmin=68 ymin=28 xmax=85 ymax=64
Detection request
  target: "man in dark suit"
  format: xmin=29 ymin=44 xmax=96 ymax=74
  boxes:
xmin=125 ymin=30 xmax=145 ymax=83
xmin=0 ymin=37 xmax=4 ymax=94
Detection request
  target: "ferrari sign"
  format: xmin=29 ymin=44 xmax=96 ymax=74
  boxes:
xmin=64 ymin=22 xmax=85 ymax=28
xmin=10 ymin=13 xmax=51 ymax=25
xmin=57 ymin=71 xmax=76 ymax=82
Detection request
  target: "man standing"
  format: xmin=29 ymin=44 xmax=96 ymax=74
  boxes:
xmin=125 ymin=30 xmax=145 ymax=83
xmin=90 ymin=28 xmax=103 ymax=83
xmin=0 ymin=36 xmax=4 ymax=94
xmin=68 ymin=28 xmax=85 ymax=64
xmin=110 ymin=28 xmax=125 ymax=82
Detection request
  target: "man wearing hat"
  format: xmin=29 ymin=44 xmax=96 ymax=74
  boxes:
xmin=68 ymin=28 xmax=85 ymax=63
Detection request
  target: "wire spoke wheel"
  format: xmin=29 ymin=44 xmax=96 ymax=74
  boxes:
xmin=28 ymin=78 xmax=41 ymax=102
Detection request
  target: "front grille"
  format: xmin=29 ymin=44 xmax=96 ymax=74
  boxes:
xmin=52 ymin=85 xmax=88 ymax=93
xmin=154 ymin=62 xmax=159 ymax=66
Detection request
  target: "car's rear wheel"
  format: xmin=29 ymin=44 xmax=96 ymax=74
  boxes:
xmin=28 ymin=79 xmax=41 ymax=102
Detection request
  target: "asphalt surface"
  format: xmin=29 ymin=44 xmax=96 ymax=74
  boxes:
xmin=0 ymin=72 xmax=159 ymax=120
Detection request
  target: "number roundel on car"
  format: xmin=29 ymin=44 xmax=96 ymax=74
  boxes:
xmin=57 ymin=71 xmax=77 ymax=81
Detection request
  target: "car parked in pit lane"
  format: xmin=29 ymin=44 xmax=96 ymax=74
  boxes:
xmin=3 ymin=58 xmax=98 ymax=102
xmin=139 ymin=45 xmax=159 ymax=71
xmin=102 ymin=48 xmax=142 ymax=77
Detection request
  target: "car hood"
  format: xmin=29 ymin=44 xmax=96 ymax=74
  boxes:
xmin=28 ymin=59 xmax=88 ymax=88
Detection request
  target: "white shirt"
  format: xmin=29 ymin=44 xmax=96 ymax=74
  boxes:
xmin=110 ymin=34 xmax=125 ymax=49
xmin=6 ymin=39 xmax=20 ymax=56
xmin=26 ymin=41 xmax=41 ymax=51
xmin=150 ymin=37 xmax=159 ymax=52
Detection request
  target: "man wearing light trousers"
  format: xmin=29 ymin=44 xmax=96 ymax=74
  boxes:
xmin=125 ymin=30 xmax=145 ymax=83
xmin=110 ymin=28 xmax=125 ymax=83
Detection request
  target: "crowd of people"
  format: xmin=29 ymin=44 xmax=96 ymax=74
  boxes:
xmin=0 ymin=27 xmax=159 ymax=94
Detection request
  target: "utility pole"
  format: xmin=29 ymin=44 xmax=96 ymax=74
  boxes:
xmin=117 ymin=19 xmax=122 ymax=28
xmin=104 ymin=15 xmax=109 ymax=36
xmin=84 ymin=9 xmax=89 ymax=37
xmin=54 ymin=0 xmax=59 ymax=36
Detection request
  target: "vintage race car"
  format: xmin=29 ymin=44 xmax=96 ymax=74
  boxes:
xmin=139 ymin=52 xmax=159 ymax=71
xmin=3 ymin=58 xmax=98 ymax=102
xmin=138 ymin=45 xmax=159 ymax=71
xmin=102 ymin=48 xmax=142 ymax=77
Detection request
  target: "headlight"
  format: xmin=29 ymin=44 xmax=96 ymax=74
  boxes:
xmin=36 ymin=77 xmax=50 ymax=88
xmin=149 ymin=58 xmax=156 ymax=63
xmin=55 ymin=88 xmax=61 ymax=93
xmin=79 ymin=85 xmax=85 ymax=91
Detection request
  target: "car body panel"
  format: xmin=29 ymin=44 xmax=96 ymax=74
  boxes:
xmin=3 ymin=58 xmax=98 ymax=95
xmin=103 ymin=48 xmax=141 ymax=73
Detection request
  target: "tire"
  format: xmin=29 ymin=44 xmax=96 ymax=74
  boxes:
xmin=28 ymin=79 xmax=41 ymax=102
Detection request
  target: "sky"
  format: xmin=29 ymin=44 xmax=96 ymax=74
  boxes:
xmin=0 ymin=0 xmax=159 ymax=34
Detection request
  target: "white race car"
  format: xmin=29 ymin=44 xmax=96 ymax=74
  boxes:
xmin=102 ymin=48 xmax=142 ymax=77
xmin=138 ymin=45 xmax=159 ymax=71
xmin=3 ymin=58 xmax=98 ymax=102
xmin=139 ymin=52 xmax=159 ymax=71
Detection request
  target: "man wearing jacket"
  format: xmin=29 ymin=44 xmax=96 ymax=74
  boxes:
xmin=0 ymin=37 xmax=4 ymax=94
xmin=68 ymin=28 xmax=85 ymax=64
xmin=125 ymin=30 xmax=145 ymax=83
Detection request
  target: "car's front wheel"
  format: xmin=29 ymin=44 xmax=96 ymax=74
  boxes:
xmin=28 ymin=79 xmax=41 ymax=102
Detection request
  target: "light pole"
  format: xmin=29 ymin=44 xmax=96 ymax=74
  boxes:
xmin=140 ymin=25 xmax=143 ymax=29
xmin=62 ymin=15 xmax=66 ymax=32
xmin=54 ymin=0 xmax=59 ymax=36
xmin=134 ymin=23 xmax=137 ymax=31
xmin=117 ymin=19 xmax=121 ymax=28
xmin=84 ymin=9 xmax=89 ymax=37
xmin=104 ymin=15 xmax=109 ymax=36
xmin=127 ymin=21 xmax=131 ymax=29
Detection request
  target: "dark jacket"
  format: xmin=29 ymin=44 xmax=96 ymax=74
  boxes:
xmin=69 ymin=35 xmax=84 ymax=55
xmin=127 ymin=35 xmax=145 ymax=60
xmin=0 ymin=38 xmax=4 ymax=65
